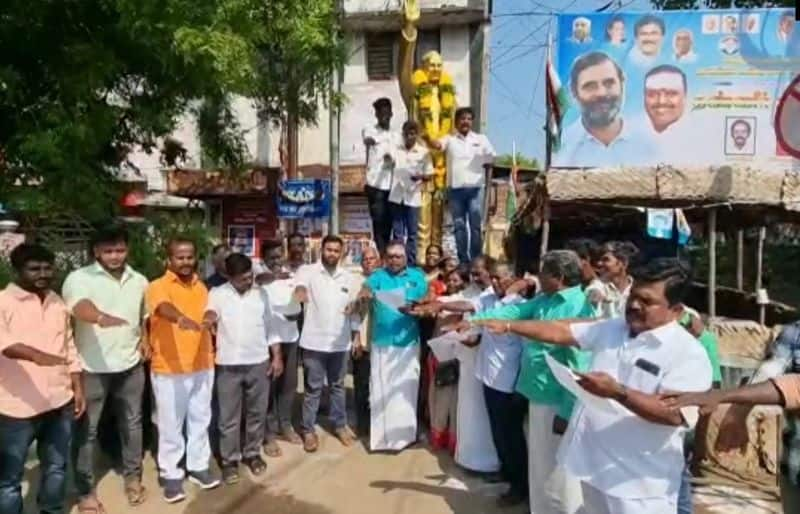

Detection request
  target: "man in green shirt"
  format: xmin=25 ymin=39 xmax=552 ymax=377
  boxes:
xmin=62 ymin=225 xmax=149 ymax=510
xmin=470 ymin=250 xmax=594 ymax=514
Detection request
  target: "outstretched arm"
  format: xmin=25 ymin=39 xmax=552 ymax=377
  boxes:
xmin=398 ymin=0 xmax=419 ymax=114
xmin=473 ymin=318 xmax=578 ymax=347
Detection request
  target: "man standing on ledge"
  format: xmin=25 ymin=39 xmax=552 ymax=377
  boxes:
xmin=433 ymin=107 xmax=495 ymax=265
xmin=147 ymin=238 xmax=220 ymax=503
xmin=362 ymin=97 xmax=398 ymax=255
xmin=473 ymin=258 xmax=712 ymax=514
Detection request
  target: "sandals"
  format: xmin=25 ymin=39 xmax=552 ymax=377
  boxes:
xmin=263 ymin=438 xmax=283 ymax=458
xmin=244 ymin=456 xmax=268 ymax=476
xmin=303 ymin=432 xmax=319 ymax=453
xmin=77 ymin=495 xmax=107 ymax=514
xmin=124 ymin=478 xmax=147 ymax=507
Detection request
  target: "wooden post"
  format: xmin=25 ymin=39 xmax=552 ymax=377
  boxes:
xmin=707 ymin=208 xmax=717 ymax=318
xmin=539 ymin=218 xmax=550 ymax=270
xmin=736 ymin=229 xmax=744 ymax=290
xmin=756 ymin=225 xmax=766 ymax=324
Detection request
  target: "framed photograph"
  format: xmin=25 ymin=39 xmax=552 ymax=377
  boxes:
xmin=227 ymin=224 xmax=255 ymax=256
xmin=724 ymin=116 xmax=756 ymax=156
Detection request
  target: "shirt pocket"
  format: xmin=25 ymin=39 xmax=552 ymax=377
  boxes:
xmin=623 ymin=363 xmax=662 ymax=395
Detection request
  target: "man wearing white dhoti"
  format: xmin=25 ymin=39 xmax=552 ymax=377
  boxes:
xmin=360 ymin=242 xmax=429 ymax=451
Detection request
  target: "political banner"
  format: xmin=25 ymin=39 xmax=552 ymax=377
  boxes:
xmin=551 ymin=8 xmax=798 ymax=168
xmin=276 ymin=179 xmax=331 ymax=219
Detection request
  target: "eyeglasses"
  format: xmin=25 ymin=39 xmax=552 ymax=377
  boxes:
xmin=386 ymin=254 xmax=405 ymax=259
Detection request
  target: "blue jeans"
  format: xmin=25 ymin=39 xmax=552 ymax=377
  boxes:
xmin=447 ymin=187 xmax=483 ymax=264
xmin=390 ymin=202 xmax=420 ymax=264
xmin=0 ymin=402 xmax=73 ymax=514
xmin=301 ymin=350 xmax=349 ymax=433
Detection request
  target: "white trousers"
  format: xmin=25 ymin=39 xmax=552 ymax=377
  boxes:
xmin=577 ymin=481 xmax=676 ymax=514
xmin=369 ymin=344 xmax=419 ymax=451
xmin=528 ymin=404 xmax=582 ymax=514
xmin=151 ymin=369 xmax=214 ymax=480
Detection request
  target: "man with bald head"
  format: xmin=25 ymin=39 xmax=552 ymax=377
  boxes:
xmin=358 ymin=242 xmax=428 ymax=451
xmin=352 ymin=246 xmax=381 ymax=436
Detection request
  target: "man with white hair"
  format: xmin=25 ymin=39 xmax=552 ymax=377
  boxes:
xmin=358 ymin=242 xmax=428 ymax=451
xmin=570 ymin=17 xmax=593 ymax=44
xmin=672 ymin=29 xmax=697 ymax=63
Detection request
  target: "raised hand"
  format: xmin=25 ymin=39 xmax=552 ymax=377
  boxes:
xmin=97 ymin=313 xmax=128 ymax=328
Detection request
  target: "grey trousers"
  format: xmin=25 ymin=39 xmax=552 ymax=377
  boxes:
xmin=266 ymin=342 xmax=299 ymax=438
xmin=72 ymin=363 xmax=145 ymax=496
xmin=215 ymin=362 xmax=270 ymax=466
xmin=301 ymin=349 xmax=349 ymax=433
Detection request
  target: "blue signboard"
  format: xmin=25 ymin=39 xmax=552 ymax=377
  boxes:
xmin=552 ymin=8 xmax=798 ymax=168
xmin=276 ymin=179 xmax=331 ymax=219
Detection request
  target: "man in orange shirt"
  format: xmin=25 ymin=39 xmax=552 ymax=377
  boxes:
xmin=0 ymin=244 xmax=84 ymax=514
xmin=146 ymin=238 xmax=219 ymax=503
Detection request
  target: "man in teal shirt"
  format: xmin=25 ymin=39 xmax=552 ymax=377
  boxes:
xmin=362 ymin=242 xmax=428 ymax=452
xmin=470 ymin=250 xmax=594 ymax=514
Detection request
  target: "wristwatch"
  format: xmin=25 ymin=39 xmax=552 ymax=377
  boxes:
xmin=615 ymin=384 xmax=629 ymax=402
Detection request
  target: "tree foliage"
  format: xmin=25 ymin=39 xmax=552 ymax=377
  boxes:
xmin=651 ymin=0 xmax=793 ymax=9
xmin=0 ymin=0 xmax=345 ymax=221
xmin=496 ymin=152 xmax=540 ymax=169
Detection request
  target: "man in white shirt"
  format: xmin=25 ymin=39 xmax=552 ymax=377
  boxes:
xmin=627 ymin=15 xmax=666 ymax=67
xmin=203 ymin=253 xmax=283 ymax=485
xmin=435 ymin=107 xmax=495 ymax=264
xmin=293 ymin=235 xmax=361 ymax=452
xmin=362 ymin=97 xmax=398 ymax=255
xmin=553 ymin=52 xmax=655 ymax=168
xmin=260 ymin=240 xmax=304 ymax=454
xmin=388 ymin=120 xmax=434 ymax=264
xmin=475 ymin=258 xmax=712 ymax=514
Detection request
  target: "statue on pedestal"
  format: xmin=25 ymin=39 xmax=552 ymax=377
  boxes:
xmin=398 ymin=0 xmax=456 ymax=264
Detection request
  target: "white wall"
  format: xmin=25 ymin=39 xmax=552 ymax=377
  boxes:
xmin=343 ymin=0 xmax=478 ymax=14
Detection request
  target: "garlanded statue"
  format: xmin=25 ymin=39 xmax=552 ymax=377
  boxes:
xmin=399 ymin=0 xmax=456 ymax=264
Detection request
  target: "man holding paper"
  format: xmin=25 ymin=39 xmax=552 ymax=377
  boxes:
xmin=473 ymin=258 xmax=712 ymax=514
xmin=469 ymin=251 xmax=594 ymax=514
xmin=360 ymin=242 xmax=428 ymax=451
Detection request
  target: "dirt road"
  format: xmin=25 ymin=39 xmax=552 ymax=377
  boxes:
xmin=45 ymin=431 xmax=523 ymax=514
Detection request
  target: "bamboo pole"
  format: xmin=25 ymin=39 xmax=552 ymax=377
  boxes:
xmin=736 ymin=229 xmax=744 ymax=290
xmin=707 ymin=208 xmax=717 ymax=318
xmin=756 ymin=226 xmax=766 ymax=324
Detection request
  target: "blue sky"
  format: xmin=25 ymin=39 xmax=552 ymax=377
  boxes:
xmin=487 ymin=0 xmax=650 ymax=164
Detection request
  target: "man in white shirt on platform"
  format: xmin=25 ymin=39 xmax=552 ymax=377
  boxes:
xmin=293 ymin=235 xmax=361 ymax=453
xmin=434 ymin=107 xmax=495 ymax=265
xmin=387 ymin=120 xmax=434 ymax=265
xmin=362 ymin=97 xmax=399 ymax=255
xmin=474 ymin=258 xmax=712 ymax=514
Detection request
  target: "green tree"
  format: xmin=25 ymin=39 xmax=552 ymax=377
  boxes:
xmin=651 ymin=0 xmax=792 ymax=9
xmin=0 ymin=0 xmax=345 ymax=221
xmin=496 ymin=152 xmax=540 ymax=169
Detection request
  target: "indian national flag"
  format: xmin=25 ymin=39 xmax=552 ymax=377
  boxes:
xmin=546 ymin=37 xmax=569 ymax=153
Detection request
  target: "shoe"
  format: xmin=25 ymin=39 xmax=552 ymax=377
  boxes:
xmin=303 ymin=432 xmax=319 ymax=453
xmin=495 ymin=489 xmax=527 ymax=508
xmin=162 ymin=479 xmax=186 ymax=504
xmin=243 ymin=455 xmax=267 ymax=476
xmin=222 ymin=465 xmax=240 ymax=485
xmin=188 ymin=469 xmax=221 ymax=490
xmin=334 ymin=426 xmax=355 ymax=447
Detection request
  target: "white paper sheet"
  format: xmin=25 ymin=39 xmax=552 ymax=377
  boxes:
xmin=544 ymin=353 xmax=620 ymax=416
xmin=427 ymin=330 xmax=479 ymax=362
xmin=375 ymin=288 xmax=406 ymax=310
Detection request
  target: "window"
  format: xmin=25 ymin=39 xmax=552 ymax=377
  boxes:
xmin=365 ymin=29 xmax=442 ymax=81
xmin=366 ymin=32 xmax=396 ymax=80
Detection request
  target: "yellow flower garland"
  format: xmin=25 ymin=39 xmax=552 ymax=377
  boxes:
xmin=412 ymin=69 xmax=455 ymax=189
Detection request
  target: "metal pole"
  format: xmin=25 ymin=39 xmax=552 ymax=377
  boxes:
xmin=328 ymin=41 xmax=341 ymax=235
xmin=736 ymin=229 xmax=744 ymax=290
xmin=707 ymin=208 xmax=717 ymax=318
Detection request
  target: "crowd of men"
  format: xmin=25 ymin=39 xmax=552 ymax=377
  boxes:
xmin=2 ymin=223 xmax=800 ymax=514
